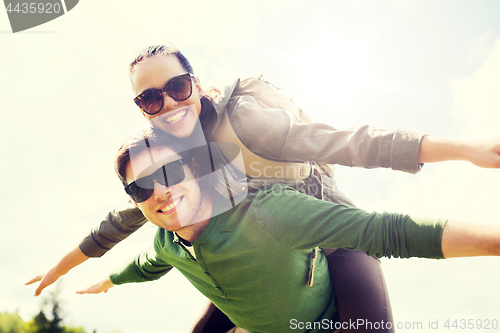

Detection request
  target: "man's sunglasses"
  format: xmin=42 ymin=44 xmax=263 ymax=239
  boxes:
xmin=134 ymin=73 xmax=195 ymax=115
xmin=125 ymin=159 xmax=186 ymax=203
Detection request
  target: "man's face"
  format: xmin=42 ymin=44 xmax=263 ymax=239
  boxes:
xmin=131 ymin=55 xmax=202 ymax=139
xmin=125 ymin=146 xmax=203 ymax=231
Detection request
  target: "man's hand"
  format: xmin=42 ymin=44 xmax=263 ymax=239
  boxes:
xmin=418 ymin=137 xmax=500 ymax=168
xmin=25 ymin=268 xmax=63 ymax=297
xmin=76 ymin=277 xmax=114 ymax=294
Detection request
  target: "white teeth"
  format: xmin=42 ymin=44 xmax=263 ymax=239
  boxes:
xmin=161 ymin=197 xmax=181 ymax=213
xmin=165 ymin=109 xmax=187 ymax=124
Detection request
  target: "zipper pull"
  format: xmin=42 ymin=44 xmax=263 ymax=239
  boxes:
xmin=308 ymin=247 xmax=319 ymax=287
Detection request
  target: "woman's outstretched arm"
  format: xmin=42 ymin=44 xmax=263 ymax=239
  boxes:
xmin=26 ymin=246 xmax=89 ymax=296
xmin=418 ymin=136 xmax=500 ymax=168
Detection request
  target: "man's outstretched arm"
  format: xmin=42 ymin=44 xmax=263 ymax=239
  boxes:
xmin=442 ymin=220 xmax=500 ymax=258
xmin=77 ymin=238 xmax=173 ymax=295
xmin=76 ymin=277 xmax=114 ymax=294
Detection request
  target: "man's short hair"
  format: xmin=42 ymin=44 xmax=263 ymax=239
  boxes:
xmin=115 ymin=126 xmax=214 ymax=191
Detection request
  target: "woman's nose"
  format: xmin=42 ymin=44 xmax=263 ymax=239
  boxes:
xmin=161 ymin=91 xmax=178 ymax=111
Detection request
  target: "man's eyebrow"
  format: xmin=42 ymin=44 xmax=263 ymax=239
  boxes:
xmin=136 ymin=157 xmax=181 ymax=178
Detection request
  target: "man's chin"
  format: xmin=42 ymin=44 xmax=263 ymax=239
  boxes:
xmin=146 ymin=213 xmax=181 ymax=231
xmin=158 ymin=221 xmax=182 ymax=232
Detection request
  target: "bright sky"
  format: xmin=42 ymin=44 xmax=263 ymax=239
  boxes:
xmin=1 ymin=1 xmax=500 ymax=332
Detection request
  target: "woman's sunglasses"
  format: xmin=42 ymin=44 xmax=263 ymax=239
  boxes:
xmin=134 ymin=73 xmax=195 ymax=115
xmin=125 ymin=159 xmax=186 ymax=203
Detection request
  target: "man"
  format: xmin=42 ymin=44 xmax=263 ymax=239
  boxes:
xmin=78 ymin=127 xmax=500 ymax=333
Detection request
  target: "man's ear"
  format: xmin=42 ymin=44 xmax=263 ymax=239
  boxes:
xmin=191 ymin=156 xmax=201 ymax=179
xmin=130 ymin=195 xmax=139 ymax=207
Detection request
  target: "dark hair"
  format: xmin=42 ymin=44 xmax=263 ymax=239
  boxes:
xmin=130 ymin=45 xmax=194 ymax=74
xmin=115 ymin=126 xmax=215 ymax=193
xmin=129 ymin=44 xmax=223 ymax=103
xmin=115 ymin=126 xmax=151 ymax=187
xmin=129 ymin=44 xmax=221 ymax=135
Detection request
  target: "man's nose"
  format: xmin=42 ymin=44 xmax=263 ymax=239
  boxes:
xmin=153 ymin=180 xmax=171 ymax=200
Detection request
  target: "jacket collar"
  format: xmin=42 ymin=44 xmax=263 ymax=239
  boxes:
xmin=207 ymin=78 xmax=240 ymax=138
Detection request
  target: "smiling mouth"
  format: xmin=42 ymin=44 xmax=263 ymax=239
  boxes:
xmin=158 ymin=197 xmax=182 ymax=213
xmin=164 ymin=109 xmax=188 ymax=124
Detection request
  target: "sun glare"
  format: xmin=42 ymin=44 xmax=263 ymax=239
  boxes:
xmin=295 ymin=38 xmax=382 ymax=127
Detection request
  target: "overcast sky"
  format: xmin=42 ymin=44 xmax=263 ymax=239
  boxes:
xmin=1 ymin=1 xmax=500 ymax=332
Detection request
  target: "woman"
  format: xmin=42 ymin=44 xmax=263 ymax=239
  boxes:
xmin=27 ymin=45 xmax=500 ymax=333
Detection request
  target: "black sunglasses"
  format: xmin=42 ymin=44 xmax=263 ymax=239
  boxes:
xmin=134 ymin=73 xmax=195 ymax=115
xmin=125 ymin=159 xmax=186 ymax=203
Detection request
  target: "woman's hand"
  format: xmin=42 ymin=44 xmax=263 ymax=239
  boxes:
xmin=76 ymin=277 xmax=114 ymax=294
xmin=418 ymin=137 xmax=500 ymax=168
xmin=25 ymin=267 xmax=63 ymax=297
xmin=462 ymin=139 xmax=500 ymax=168
xmin=25 ymin=246 xmax=89 ymax=296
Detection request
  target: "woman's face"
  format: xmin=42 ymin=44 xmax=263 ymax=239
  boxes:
xmin=130 ymin=55 xmax=202 ymax=138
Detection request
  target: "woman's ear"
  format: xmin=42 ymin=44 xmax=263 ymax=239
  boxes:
xmin=194 ymin=76 xmax=203 ymax=95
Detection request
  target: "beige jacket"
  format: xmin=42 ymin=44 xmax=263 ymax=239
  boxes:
xmin=80 ymin=77 xmax=425 ymax=257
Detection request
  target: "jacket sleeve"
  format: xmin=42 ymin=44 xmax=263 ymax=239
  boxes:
xmin=79 ymin=200 xmax=148 ymax=258
xmin=256 ymin=186 xmax=445 ymax=259
xmin=229 ymin=95 xmax=425 ymax=174
xmin=109 ymin=229 xmax=172 ymax=285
